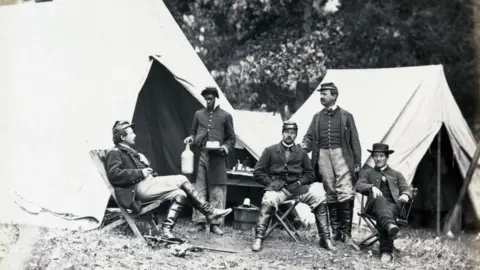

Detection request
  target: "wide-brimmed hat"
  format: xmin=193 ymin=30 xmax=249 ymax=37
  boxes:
xmin=112 ymin=120 xmax=134 ymax=135
xmin=282 ymin=121 xmax=298 ymax=132
xmin=317 ymin=82 xmax=338 ymax=92
xmin=201 ymin=87 xmax=219 ymax=98
xmin=367 ymin=143 xmax=394 ymax=154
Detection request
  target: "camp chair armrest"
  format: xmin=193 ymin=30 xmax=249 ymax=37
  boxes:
xmin=358 ymin=212 xmax=376 ymax=220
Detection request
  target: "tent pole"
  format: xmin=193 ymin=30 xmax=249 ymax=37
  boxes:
xmin=443 ymin=140 xmax=480 ymax=234
xmin=436 ymin=131 xmax=442 ymax=235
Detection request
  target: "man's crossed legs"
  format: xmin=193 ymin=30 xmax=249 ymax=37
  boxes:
xmin=135 ymin=175 xmax=231 ymax=239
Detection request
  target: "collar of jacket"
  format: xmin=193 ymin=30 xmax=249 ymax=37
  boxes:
xmin=116 ymin=143 xmax=138 ymax=154
xmin=374 ymin=165 xmax=390 ymax=172
xmin=323 ymin=104 xmax=338 ymax=112
xmin=319 ymin=105 xmax=345 ymax=115
xmin=281 ymin=141 xmax=294 ymax=149
xmin=275 ymin=141 xmax=299 ymax=153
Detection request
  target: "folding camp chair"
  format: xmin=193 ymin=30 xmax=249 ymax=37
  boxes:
xmin=89 ymin=149 xmax=163 ymax=241
xmin=264 ymin=199 xmax=301 ymax=242
xmin=357 ymin=188 xmax=418 ymax=249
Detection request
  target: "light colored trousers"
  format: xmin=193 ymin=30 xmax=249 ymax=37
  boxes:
xmin=135 ymin=175 xmax=189 ymax=202
xmin=318 ymin=148 xmax=355 ymax=203
xmin=261 ymin=182 xmax=326 ymax=211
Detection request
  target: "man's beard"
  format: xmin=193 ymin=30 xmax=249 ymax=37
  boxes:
xmin=283 ymin=137 xmax=294 ymax=145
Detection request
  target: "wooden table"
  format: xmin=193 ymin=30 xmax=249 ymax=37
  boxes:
xmin=225 ymin=170 xmax=264 ymax=208
xmin=226 ymin=170 xmax=262 ymax=188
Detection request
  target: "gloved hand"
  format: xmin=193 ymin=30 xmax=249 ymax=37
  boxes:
xmin=286 ymin=181 xmax=302 ymax=193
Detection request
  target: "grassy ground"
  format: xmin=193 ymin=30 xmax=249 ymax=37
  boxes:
xmin=1 ymin=220 xmax=479 ymax=270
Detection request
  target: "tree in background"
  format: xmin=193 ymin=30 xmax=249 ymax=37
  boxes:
xmin=165 ymin=0 xmax=478 ymax=125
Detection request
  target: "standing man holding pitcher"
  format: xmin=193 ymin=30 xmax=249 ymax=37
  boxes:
xmin=302 ymin=82 xmax=362 ymax=245
xmin=184 ymin=87 xmax=236 ymax=235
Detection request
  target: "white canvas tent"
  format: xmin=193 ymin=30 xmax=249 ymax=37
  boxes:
xmin=290 ymin=65 xmax=480 ymax=226
xmin=0 ymin=0 xmax=266 ymax=229
xmin=233 ymin=110 xmax=284 ymax=150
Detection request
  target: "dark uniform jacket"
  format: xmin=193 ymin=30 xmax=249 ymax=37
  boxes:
xmin=302 ymin=107 xmax=362 ymax=182
xmin=254 ymin=142 xmax=315 ymax=196
xmin=190 ymin=106 xmax=235 ymax=151
xmin=105 ymin=144 xmax=150 ymax=212
xmin=355 ymin=166 xmax=413 ymax=209
xmin=189 ymin=105 xmax=236 ymax=185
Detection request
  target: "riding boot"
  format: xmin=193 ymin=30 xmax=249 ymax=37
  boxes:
xmin=328 ymin=202 xmax=343 ymax=241
xmin=252 ymin=204 xmax=275 ymax=252
xmin=339 ymin=199 xmax=355 ymax=245
xmin=314 ymin=202 xmax=336 ymax=251
xmin=181 ymin=182 xmax=232 ymax=221
xmin=162 ymin=194 xmax=186 ymax=239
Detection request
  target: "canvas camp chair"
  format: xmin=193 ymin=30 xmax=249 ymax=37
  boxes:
xmin=264 ymin=199 xmax=301 ymax=242
xmin=89 ymin=149 xmax=163 ymax=241
xmin=357 ymin=187 xmax=418 ymax=249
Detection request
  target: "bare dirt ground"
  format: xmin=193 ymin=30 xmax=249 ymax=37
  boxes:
xmin=1 ymin=220 xmax=479 ymax=270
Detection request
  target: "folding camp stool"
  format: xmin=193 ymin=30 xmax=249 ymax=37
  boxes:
xmin=89 ymin=149 xmax=164 ymax=242
xmin=357 ymin=188 xmax=418 ymax=249
xmin=264 ymin=199 xmax=301 ymax=242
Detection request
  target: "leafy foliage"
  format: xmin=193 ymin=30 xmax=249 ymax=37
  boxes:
xmin=165 ymin=0 xmax=478 ymax=123
xmin=324 ymin=0 xmax=478 ymax=121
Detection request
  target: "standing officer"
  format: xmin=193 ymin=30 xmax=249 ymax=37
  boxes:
xmin=302 ymin=82 xmax=362 ymax=245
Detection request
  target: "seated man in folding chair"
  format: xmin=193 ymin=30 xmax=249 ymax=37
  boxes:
xmin=355 ymin=143 xmax=413 ymax=262
xmin=105 ymin=120 xmax=232 ymax=239
xmin=251 ymin=121 xmax=335 ymax=252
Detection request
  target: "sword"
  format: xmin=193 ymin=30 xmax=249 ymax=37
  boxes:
xmin=144 ymin=235 xmax=239 ymax=253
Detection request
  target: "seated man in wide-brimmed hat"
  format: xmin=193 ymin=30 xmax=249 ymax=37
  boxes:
xmin=355 ymin=143 xmax=413 ymax=262
xmin=105 ymin=120 xmax=232 ymax=239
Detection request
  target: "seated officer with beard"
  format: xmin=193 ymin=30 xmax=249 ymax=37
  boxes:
xmin=355 ymin=143 xmax=413 ymax=262
xmin=251 ymin=121 xmax=335 ymax=252
xmin=105 ymin=120 xmax=232 ymax=239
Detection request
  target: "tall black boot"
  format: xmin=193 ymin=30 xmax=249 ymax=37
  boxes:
xmin=162 ymin=194 xmax=186 ymax=239
xmin=180 ymin=182 xmax=232 ymax=221
xmin=252 ymin=204 xmax=275 ymax=252
xmin=339 ymin=200 xmax=355 ymax=245
xmin=328 ymin=202 xmax=343 ymax=241
xmin=314 ymin=202 xmax=336 ymax=251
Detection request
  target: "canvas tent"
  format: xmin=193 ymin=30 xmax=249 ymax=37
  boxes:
xmin=233 ymin=110 xmax=284 ymax=149
xmin=289 ymin=65 xmax=480 ymax=228
xmin=0 ymin=0 xmax=269 ymax=230
xmin=131 ymin=62 xmax=287 ymax=177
